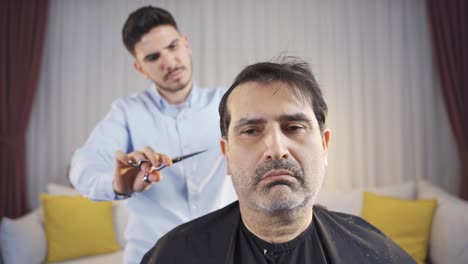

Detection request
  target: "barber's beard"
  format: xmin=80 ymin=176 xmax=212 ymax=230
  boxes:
xmin=157 ymin=80 xmax=190 ymax=94
xmin=155 ymin=65 xmax=193 ymax=94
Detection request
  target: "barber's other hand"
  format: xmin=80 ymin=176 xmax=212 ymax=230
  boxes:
xmin=113 ymin=147 xmax=173 ymax=194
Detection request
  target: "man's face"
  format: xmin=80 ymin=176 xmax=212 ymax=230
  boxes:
xmin=133 ymin=25 xmax=193 ymax=95
xmin=220 ymin=81 xmax=330 ymax=213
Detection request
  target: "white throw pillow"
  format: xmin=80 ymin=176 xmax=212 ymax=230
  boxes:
xmin=46 ymin=183 xmax=128 ymax=248
xmin=0 ymin=208 xmax=46 ymax=264
xmin=316 ymin=181 xmax=416 ymax=215
xmin=417 ymin=180 xmax=468 ymax=264
xmin=315 ymin=188 xmax=362 ymax=215
xmin=47 ymin=183 xmax=81 ymax=196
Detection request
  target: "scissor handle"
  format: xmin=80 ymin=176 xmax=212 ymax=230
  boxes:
xmin=128 ymin=159 xmax=150 ymax=168
xmin=151 ymin=164 xmax=166 ymax=171
xmin=129 ymin=149 xmax=206 ymax=171
xmin=129 ymin=159 xmax=168 ymax=171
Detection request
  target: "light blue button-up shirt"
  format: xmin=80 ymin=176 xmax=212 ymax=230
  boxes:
xmin=70 ymin=84 xmax=237 ymax=263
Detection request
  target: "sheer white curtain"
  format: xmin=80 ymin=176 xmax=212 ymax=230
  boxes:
xmin=27 ymin=0 xmax=460 ymax=208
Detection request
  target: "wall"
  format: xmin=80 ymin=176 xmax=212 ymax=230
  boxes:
xmin=26 ymin=0 xmax=460 ymax=208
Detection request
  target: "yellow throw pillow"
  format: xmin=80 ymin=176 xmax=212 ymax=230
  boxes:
xmin=361 ymin=192 xmax=437 ymax=264
xmin=41 ymin=194 xmax=120 ymax=262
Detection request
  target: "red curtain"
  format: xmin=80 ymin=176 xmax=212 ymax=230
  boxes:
xmin=0 ymin=0 xmax=48 ymax=218
xmin=426 ymin=0 xmax=468 ymax=200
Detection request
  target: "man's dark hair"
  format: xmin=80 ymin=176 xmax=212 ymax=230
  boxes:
xmin=219 ymin=57 xmax=328 ymax=138
xmin=122 ymin=6 xmax=178 ymax=56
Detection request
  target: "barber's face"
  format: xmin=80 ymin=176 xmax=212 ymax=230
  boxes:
xmin=133 ymin=25 xmax=193 ymax=95
xmin=220 ymin=81 xmax=330 ymax=213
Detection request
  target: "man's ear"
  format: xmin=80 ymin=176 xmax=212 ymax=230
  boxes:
xmin=133 ymin=61 xmax=148 ymax=79
xmin=220 ymin=137 xmax=231 ymax=175
xmin=181 ymin=34 xmax=192 ymax=56
xmin=322 ymin=129 xmax=331 ymax=166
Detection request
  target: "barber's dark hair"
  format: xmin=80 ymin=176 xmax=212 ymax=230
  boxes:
xmin=219 ymin=57 xmax=328 ymax=138
xmin=122 ymin=6 xmax=178 ymax=56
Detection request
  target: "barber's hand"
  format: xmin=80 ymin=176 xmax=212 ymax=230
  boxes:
xmin=113 ymin=147 xmax=173 ymax=194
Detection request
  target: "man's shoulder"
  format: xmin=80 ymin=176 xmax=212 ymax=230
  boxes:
xmin=167 ymin=200 xmax=239 ymax=237
xmin=313 ymin=204 xmax=382 ymax=232
xmin=195 ymin=85 xmax=228 ymax=94
xmin=120 ymin=88 xmax=153 ymax=102
xmin=109 ymin=89 xmax=152 ymax=110
xmin=313 ymin=205 xmax=416 ymax=263
xmin=192 ymin=85 xmax=227 ymax=104
xmin=141 ymin=201 xmax=240 ymax=263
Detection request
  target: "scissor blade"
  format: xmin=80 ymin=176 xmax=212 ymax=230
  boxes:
xmin=171 ymin=149 xmax=208 ymax=164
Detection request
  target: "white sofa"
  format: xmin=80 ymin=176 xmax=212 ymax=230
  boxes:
xmin=1 ymin=180 xmax=467 ymax=264
xmin=0 ymin=184 xmax=127 ymax=264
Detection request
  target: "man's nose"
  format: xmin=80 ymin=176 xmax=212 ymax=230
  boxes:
xmin=159 ymin=52 xmax=176 ymax=71
xmin=263 ymin=129 xmax=289 ymax=161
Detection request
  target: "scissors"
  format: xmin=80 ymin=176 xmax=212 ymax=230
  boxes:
xmin=128 ymin=150 xmax=207 ymax=183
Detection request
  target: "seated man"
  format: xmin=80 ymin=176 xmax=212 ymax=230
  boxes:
xmin=141 ymin=58 xmax=416 ymax=264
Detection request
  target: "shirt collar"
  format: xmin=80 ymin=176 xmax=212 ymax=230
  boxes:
xmin=149 ymin=81 xmax=199 ymax=111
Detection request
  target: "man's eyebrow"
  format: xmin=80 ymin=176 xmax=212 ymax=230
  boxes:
xmin=233 ymin=118 xmax=266 ymax=130
xmin=143 ymin=39 xmax=179 ymax=61
xmin=232 ymin=113 xmax=313 ymax=131
xmin=278 ymin=113 xmax=312 ymax=123
xmin=165 ymin=39 xmax=179 ymax=48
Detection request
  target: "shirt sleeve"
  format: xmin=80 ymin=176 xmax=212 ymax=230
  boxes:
xmin=69 ymin=98 xmax=131 ymax=200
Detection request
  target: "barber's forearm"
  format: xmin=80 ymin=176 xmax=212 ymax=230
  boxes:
xmin=70 ymin=100 xmax=132 ymax=200
xmin=70 ymin=151 xmax=116 ymax=200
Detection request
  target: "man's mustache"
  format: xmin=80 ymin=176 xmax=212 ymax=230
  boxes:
xmin=164 ymin=66 xmax=186 ymax=81
xmin=253 ymin=159 xmax=304 ymax=186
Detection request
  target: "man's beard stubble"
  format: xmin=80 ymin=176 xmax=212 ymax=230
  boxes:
xmin=253 ymin=159 xmax=305 ymax=192
xmin=156 ymin=65 xmax=192 ymax=94
xmin=243 ymin=159 xmax=314 ymax=213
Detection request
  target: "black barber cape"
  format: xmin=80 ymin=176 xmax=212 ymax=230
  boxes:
xmin=141 ymin=202 xmax=415 ymax=264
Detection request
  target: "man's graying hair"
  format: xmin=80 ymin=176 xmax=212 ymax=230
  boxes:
xmin=218 ymin=57 xmax=328 ymax=138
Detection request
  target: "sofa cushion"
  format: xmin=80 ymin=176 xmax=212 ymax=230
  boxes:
xmin=417 ymin=180 xmax=468 ymax=264
xmin=316 ymin=181 xmax=416 ymax=215
xmin=41 ymin=194 xmax=120 ymax=262
xmin=47 ymin=183 xmax=128 ymax=248
xmin=51 ymin=250 xmax=123 ymax=264
xmin=0 ymin=208 xmax=46 ymax=264
xmin=361 ymin=191 xmax=437 ymax=264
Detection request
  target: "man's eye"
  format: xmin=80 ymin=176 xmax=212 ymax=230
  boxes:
xmin=285 ymin=125 xmax=306 ymax=132
xmin=241 ymin=128 xmax=258 ymax=135
xmin=146 ymin=55 xmax=159 ymax=62
xmin=168 ymin=44 xmax=177 ymax=50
